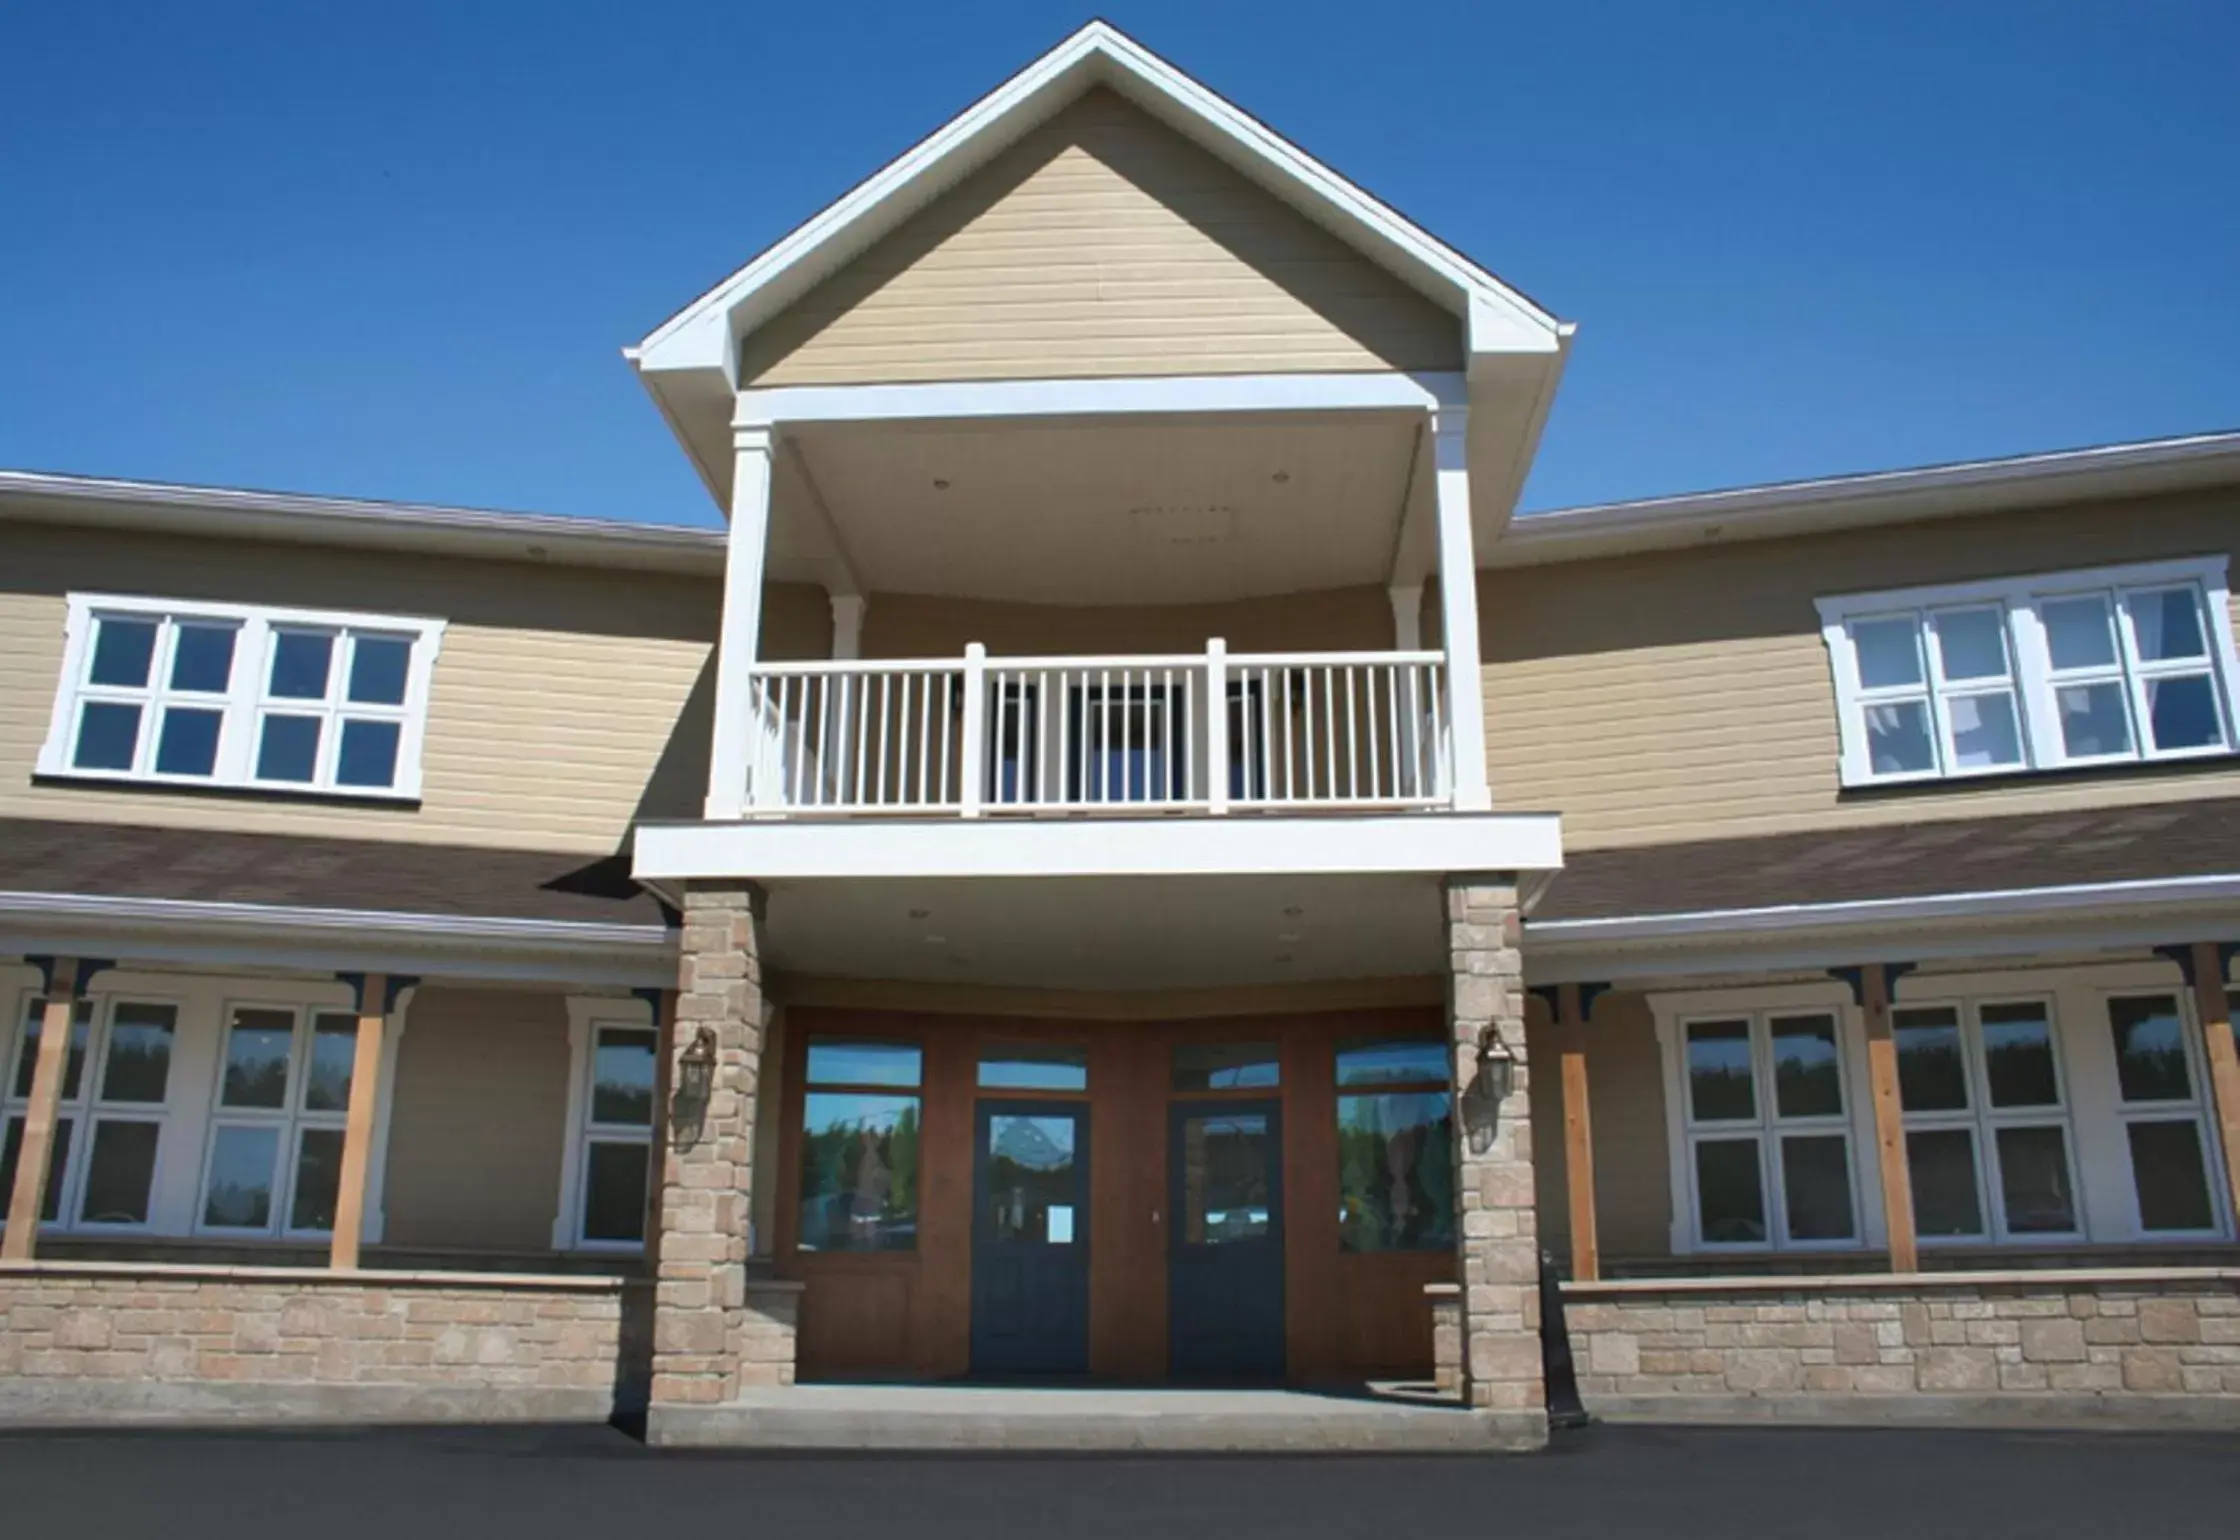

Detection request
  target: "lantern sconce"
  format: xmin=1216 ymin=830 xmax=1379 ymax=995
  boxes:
xmin=1461 ymin=1022 xmax=1517 ymax=1155
xmin=670 ymin=1027 xmax=717 ymax=1149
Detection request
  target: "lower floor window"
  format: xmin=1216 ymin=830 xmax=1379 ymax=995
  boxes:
xmin=1335 ymin=1041 xmax=1454 ymax=1252
xmin=572 ymin=1023 xmax=657 ymax=1247
xmin=199 ymin=1004 xmax=358 ymax=1236
xmin=1679 ymin=1011 xmax=1859 ymax=1249
xmin=3 ymin=995 xmax=177 ymax=1232
xmin=1894 ymin=999 xmax=2080 ymax=1243
xmin=2106 ymin=993 xmax=2222 ymax=1235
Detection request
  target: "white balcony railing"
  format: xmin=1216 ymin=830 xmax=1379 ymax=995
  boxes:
xmin=739 ymin=643 xmax=1451 ymax=818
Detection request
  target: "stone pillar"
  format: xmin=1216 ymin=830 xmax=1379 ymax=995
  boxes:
xmin=649 ymin=883 xmax=769 ymax=1415
xmin=1444 ymin=876 xmax=1547 ymax=1449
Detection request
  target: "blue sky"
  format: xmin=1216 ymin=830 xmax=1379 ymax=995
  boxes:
xmin=3 ymin=2 xmax=2235 ymax=527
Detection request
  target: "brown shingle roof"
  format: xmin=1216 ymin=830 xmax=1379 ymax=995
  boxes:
xmin=1535 ymin=796 xmax=2240 ymax=924
xmin=0 ymin=818 xmax=670 ymax=928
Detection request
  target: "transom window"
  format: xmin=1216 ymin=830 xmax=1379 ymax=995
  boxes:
xmin=197 ymin=1004 xmax=361 ymax=1237
xmin=1678 ymin=1011 xmax=1859 ymax=1249
xmin=39 ymin=594 xmax=445 ymax=800
xmin=1 ymin=995 xmax=179 ymax=1231
xmin=1817 ymin=558 xmax=2239 ymax=786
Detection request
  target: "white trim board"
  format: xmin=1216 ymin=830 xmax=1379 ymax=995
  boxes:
xmin=735 ymin=371 xmax=1465 ymax=428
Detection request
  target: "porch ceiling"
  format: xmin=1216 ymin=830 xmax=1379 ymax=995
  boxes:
xmin=767 ymin=411 xmax=1430 ymax=605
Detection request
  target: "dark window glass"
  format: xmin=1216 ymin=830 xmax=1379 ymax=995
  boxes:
xmin=2107 ymin=996 xmax=2193 ymax=1103
xmin=1994 ymin=1125 xmax=2075 ymax=1234
xmin=1177 ymin=1111 xmax=1272 ymax=1245
xmin=591 ymin=1028 xmax=657 ymax=1126
xmin=153 ymin=707 xmax=222 ymax=776
xmin=1068 ymin=684 xmax=1183 ymax=803
xmin=2127 ymin=1120 xmax=2215 ymax=1232
xmin=581 ymin=1141 xmax=651 ymax=1243
xmin=0 ymin=1115 xmax=72 ymax=1222
xmin=985 ymin=1114 xmax=1080 ymax=1244
xmin=79 ymin=1120 xmax=159 ymax=1225
xmin=14 ymin=999 xmax=94 ymax=1101
xmin=797 ymin=1093 xmax=919 ymax=1251
xmin=99 ymin=1003 xmax=176 ymax=1105
xmin=1779 ymin=1134 xmax=1855 ymax=1241
xmin=269 ymin=630 xmax=335 ymax=699
xmin=300 ymin=1015 xmax=357 ymax=1113
xmin=169 ymin=624 xmax=237 ymax=692
xmin=2145 ymin=675 xmax=2221 ymax=753
xmin=987 ymin=682 xmax=1040 ymax=805
xmin=1171 ymin=1042 xmax=1280 ymax=1091
xmin=256 ymin=714 xmax=322 ymax=782
xmin=977 ymin=1047 xmax=1088 ymax=1092
xmin=288 ymin=1128 xmax=346 ymax=1233
xmin=805 ymin=1041 xmax=921 ymax=1088
xmin=201 ymin=1125 xmax=279 ymax=1229
xmin=1979 ymin=1003 xmax=2060 ymax=1108
xmin=1337 ymin=1091 xmax=1453 ymax=1251
xmin=347 ymin=636 xmax=412 ymax=706
xmin=1893 ymin=1007 xmax=1969 ymax=1112
xmin=1694 ymin=1138 xmax=1765 ymax=1244
xmin=335 ymin=719 xmax=401 ymax=789
xmin=73 ymin=701 xmax=141 ymax=771
xmin=1335 ymin=1040 xmax=1448 ymax=1088
xmin=1686 ymin=1020 xmax=1756 ymax=1122
xmin=89 ymin=616 xmax=157 ymax=687
xmin=1770 ymin=1014 xmax=1843 ymax=1118
xmin=1906 ymin=1128 xmax=1985 ymax=1238
xmin=220 ymin=1009 xmax=295 ymax=1109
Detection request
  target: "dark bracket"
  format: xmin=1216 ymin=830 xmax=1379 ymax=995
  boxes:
xmin=24 ymin=955 xmax=113 ymax=997
xmin=1829 ymin=961 xmax=1917 ymax=1007
xmin=631 ymin=986 xmax=671 ymax=1019
xmin=336 ymin=972 xmax=420 ymax=1015
xmin=1525 ymin=981 xmax=1610 ymax=1024
xmin=2153 ymin=941 xmax=2240 ymax=989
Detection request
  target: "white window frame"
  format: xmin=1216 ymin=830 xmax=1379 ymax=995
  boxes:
xmin=1817 ymin=556 xmax=2240 ymax=787
xmin=193 ymin=999 xmax=363 ymax=1240
xmin=2097 ymin=986 xmax=2232 ymax=1242
xmin=555 ymin=998 xmax=659 ymax=1254
xmin=37 ymin=593 xmax=446 ymax=801
xmin=1 ymin=989 xmax=188 ymax=1236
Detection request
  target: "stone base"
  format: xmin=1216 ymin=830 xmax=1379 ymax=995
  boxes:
xmin=1587 ymin=1391 xmax=2240 ymax=1432
xmin=0 ymin=1378 xmax=619 ymax=1427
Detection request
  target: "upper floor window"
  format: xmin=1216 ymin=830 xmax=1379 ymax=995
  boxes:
xmin=1816 ymin=558 xmax=2239 ymax=788
xmin=37 ymin=595 xmax=445 ymax=801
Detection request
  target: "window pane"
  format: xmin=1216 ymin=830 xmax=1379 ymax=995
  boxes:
xmin=1932 ymin=608 xmax=2009 ymax=681
xmin=2055 ymin=681 xmax=2132 ymax=758
xmin=1685 ymin=1020 xmax=1756 ymax=1122
xmin=1694 ymin=1138 xmax=1766 ymax=1244
xmin=79 ymin=1119 xmax=159 ymax=1225
xmin=1172 ymin=1042 xmax=1281 ymax=1091
xmin=2127 ymin=1120 xmax=2215 ymax=1233
xmin=591 ymin=1028 xmax=657 ymax=1126
xmin=1893 ymin=1007 xmax=1968 ymax=1111
xmin=74 ymin=700 xmax=142 ymax=771
xmin=0 ymin=1115 xmax=72 ymax=1222
xmin=347 ymin=636 xmax=412 ymax=705
xmin=220 ymin=1008 xmax=296 ymax=1108
xmin=804 ymin=1040 xmax=921 ymax=1088
xmin=2042 ymin=595 xmax=2119 ymax=670
xmin=335 ymin=719 xmax=401 ymax=789
xmin=169 ymin=624 xmax=237 ymax=692
xmin=1946 ymin=692 xmax=2023 ymax=770
xmin=797 ymin=1093 xmax=919 ymax=1251
xmin=985 ymin=1114 xmax=1080 ymax=1245
xmin=154 ymin=706 xmax=223 ymax=776
xmin=1979 ymin=1002 xmax=2061 ymax=1108
xmin=1178 ymin=1112 xmax=1273 ymax=1245
xmin=14 ymin=998 xmax=94 ymax=1101
xmin=1865 ymin=700 xmax=1935 ymax=775
xmin=269 ymin=630 xmax=335 ymax=699
xmin=2107 ymin=995 xmax=2193 ymax=1103
xmin=1335 ymin=1040 xmax=1449 ymax=1088
xmin=300 ymin=1015 xmax=357 ymax=1113
xmin=1780 ymin=1134 xmax=1856 ymax=1242
xmin=1906 ymin=1128 xmax=1985 ymax=1238
xmin=89 ymin=615 xmax=158 ymax=687
xmin=1769 ymin=1014 xmax=1843 ymax=1119
xmin=581 ymin=1141 xmax=650 ymax=1244
xmin=2145 ymin=674 xmax=2222 ymax=753
xmin=1994 ymin=1125 xmax=2076 ymax=1235
xmin=202 ymin=1124 xmax=280 ymax=1229
xmin=2128 ymin=587 xmax=2207 ymax=662
xmin=288 ymin=1127 xmax=346 ymax=1233
xmin=256 ymin=714 xmax=322 ymax=782
xmin=100 ymin=1002 xmax=176 ymax=1105
xmin=1852 ymin=617 xmax=1923 ymax=688
xmin=1337 ymin=1091 xmax=1454 ymax=1251
xmin=977 ymin=1047 xmax=1088 ymax=1092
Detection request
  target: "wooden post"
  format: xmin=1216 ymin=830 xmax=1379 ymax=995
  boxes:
xmin=329 ymin=973 xmax=390 ymax=1271
xmin=3 ymin=959 xmax=80 ymax=1260
xmin=1556 ymin=982 xmax=1600 ymax=1282
xmin=1859 ymin=963 xmax=1919 ymax=1274
xmin=2188 ymin=942 xmax=2240 ymax=1231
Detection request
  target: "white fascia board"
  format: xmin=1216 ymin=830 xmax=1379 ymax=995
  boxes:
xmin=633 ymin=812 xmax=1563 ymax=883
xmin=0 ymin=890 xmax=676 ymax=990
xmin=734 ymin=371 xmax=1465 ymax=428
xmin=633 ymin=22 xmax=1561 ymax=375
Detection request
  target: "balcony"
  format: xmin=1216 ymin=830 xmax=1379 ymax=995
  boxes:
xmin=736 ymin=644 xmax=1450 ymax=819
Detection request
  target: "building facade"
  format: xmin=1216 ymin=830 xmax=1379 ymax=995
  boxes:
xmin=2 ymin=23 xmax=2236 ymax=1447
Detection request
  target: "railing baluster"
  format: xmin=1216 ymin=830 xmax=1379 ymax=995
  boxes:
xmin=1344 ymin=662 xmax=1359 ymax=802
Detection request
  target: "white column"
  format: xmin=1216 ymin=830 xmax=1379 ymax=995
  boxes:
xmin=705 ymin=422 xmax=778 ymax=821
xmin=1431 ymin=408 xmax=1492 ymax=810
xmin=829 ymin=594 xmax=866 ymax=661
xmin=1388 ymin=583 xmax=1423 ymax=650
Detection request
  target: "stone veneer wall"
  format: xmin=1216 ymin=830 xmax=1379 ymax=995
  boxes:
xmin=1562 ymin=1270 xmax=2240 ymax=1423
xmin=0 ymin=1261 xmax=650 ymax=1421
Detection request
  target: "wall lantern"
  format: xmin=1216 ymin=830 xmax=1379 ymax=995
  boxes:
xmin=676 ymin=1027 xmax=718 ymax=1105
xmin=1460 ymin=1022 xmax=1517 ymax=1155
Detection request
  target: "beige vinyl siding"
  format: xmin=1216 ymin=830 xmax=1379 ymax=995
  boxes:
xmin=1482 ymin=486 xmax=2240 ymax=849
xmin=0 ymin=518 xmax=830 ymax=851
xmin=859 ymin=583 xmax=1398 ymax=659
xmin=380 ymin=986 xmax=573 ymax=1254
xmin=1527 ymin=990 xmax=1675 ymax=1266
xmin=739 ymin=88 xmax=1462 ymax=386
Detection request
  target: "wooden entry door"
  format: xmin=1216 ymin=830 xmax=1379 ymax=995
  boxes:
xmin=970 ymin=1099 xmax=1091 ymax=1375
xmin=1168 ymin=1098 xmax=1285 ymax=1379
